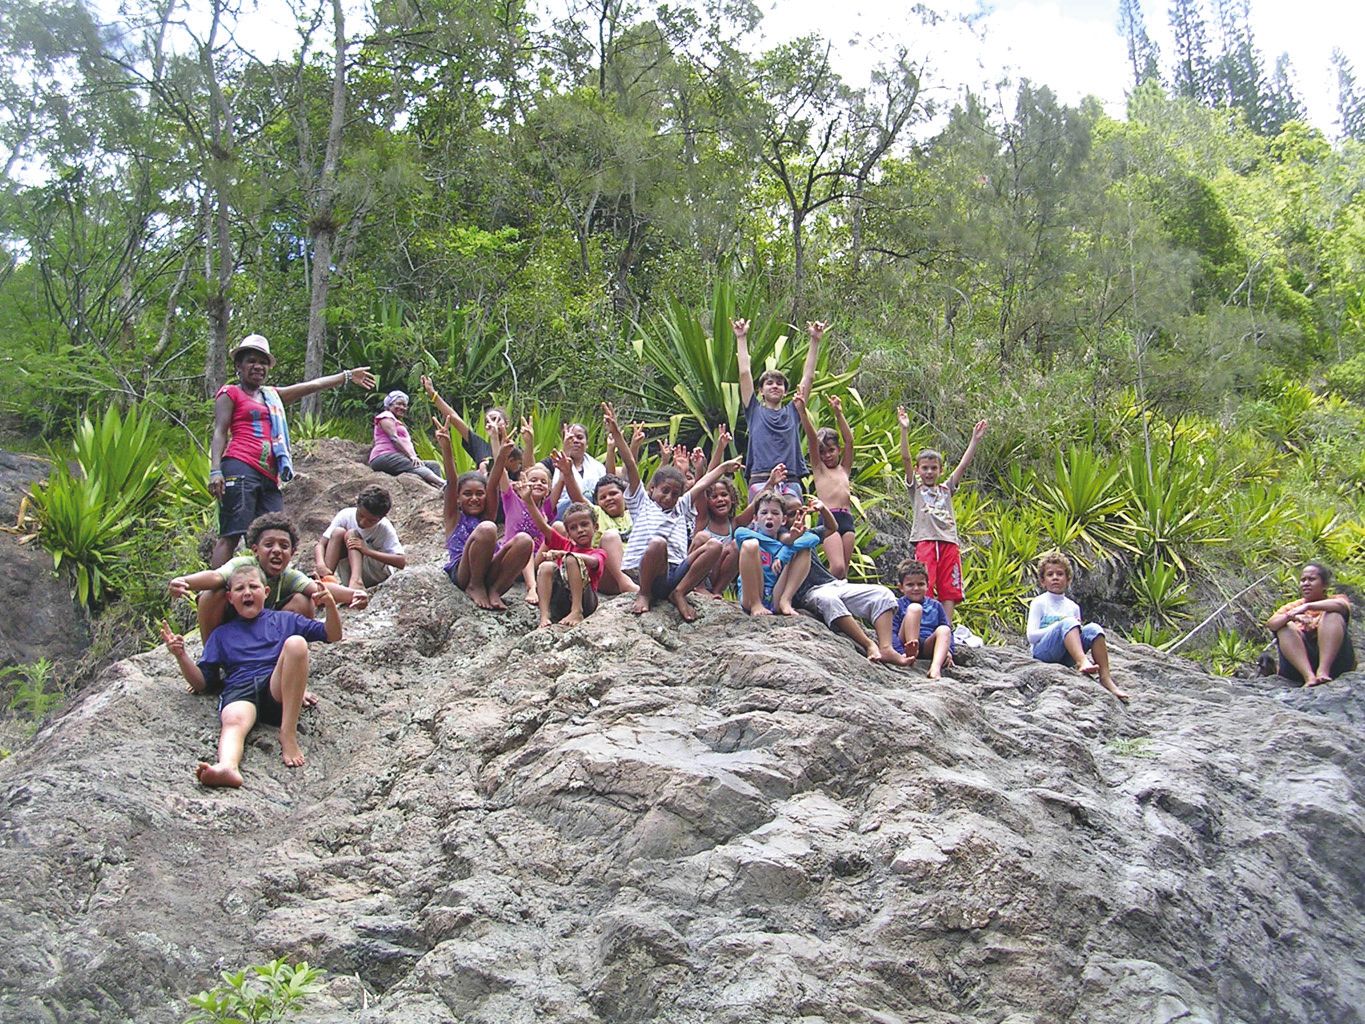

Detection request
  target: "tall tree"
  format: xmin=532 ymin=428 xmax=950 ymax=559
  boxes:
xmin=1169 ymin=0 xmax=1215 ymax=102
xmin=1263 ymin=52 xmax=1305 ymax=132
xmin=1333 ymin=49 xmax=1365 ymax=143
xmin=1212 ymin=0 xmax=1268 ymax=130
xmin=1118 ymin=0 xmax=1161 ymax=90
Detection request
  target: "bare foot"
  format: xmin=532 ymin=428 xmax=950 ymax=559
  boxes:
xmin=280 ymin=736 xmax=306 ymax=768
xmin=524 ymin=590 xmax=540 ymax=606
xmin=866 ymin=646 xmax=884 ymax=663
xmin=903 ymin=638 xmax=919 ymax=661
xmin=709 ymin=590 xmax=726 ymax=600
xmin=695 ymin=588 xmax=717 ymax=600
xmin=467 ymin=585 xmax=494 ymax=610
xmin=748 ymin=605 xmax=773 ymax=617
xmin=1079 ymin=658 xmax=1100 ymax=676
xmin=349 ymin=589 xmax=369 ymax=609
xmin=488 ymin=593 xmax=508 ymax=611
xmin=776 ymin=602 xmax=799 ymax=616
xmin=927 ymin=666 xmax=943 ymax=680
xmin=879 ymin=647 xmax=912 ymax=665
xmin=1305 ymin=673 xmax=1331 ymax=688
xmin=195 ymin=761 xmax=243 ymax=788
xmin=561 ymin=612 xmax=585 ymax=626
xmin=670 ymin=592 xmax=698 ymax=623
xmin=302 ymin=690 xmax=319 ymax=709
xmin=630 ymin=594 xmax=651 ymax=615
xmin=536 ymin=617 xmax=553 ymax=629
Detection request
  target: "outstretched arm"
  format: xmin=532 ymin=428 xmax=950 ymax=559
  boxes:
xmin=794 ymin=395 xmax=821 ymax=467
xmin=421 ymin=375 xmax=471 ymax=440
xmin=797 ymin=320 xmax=827 ymax=403
xmin=602 ymin=403 xmax=641 ymax=492
xmin=948 ymin=419 xmax=989 ymax=490
xmin=688 ymin=455 xmax=744 ymax=502
xmin=552 ymin=449 xmax=587 ymax=505
xmin=485 ymin=434 xmax=514 ymax=509
xmin=273 ymin=367 xmax=376 ymax=403
xmin=897 ymin=406 xmax=914 ymax=485
xmin=436 ymin=417 xmax=462 ymax=535
xmin=707 ymin=425 xmax=733 ymax=473
xmin=520 ymin=416 xmax=536 ymax=469
xmin=734 ymin=318 xmax=755 ymax=407
xmin=515 ymin=479 xmax=558 ymax=538
xmin=829 ymin=394 xmax=854 ymax=472
xmin=162 ymin=621 xmax=206 ymax=692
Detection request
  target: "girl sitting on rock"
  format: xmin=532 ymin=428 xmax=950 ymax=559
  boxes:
xmin=1267 ymin=562 xmax=1356 ymax=687
xmin=435 ymin=417 xmax=532 ymax=611
xmin=1026 ymin=551 xmax=1129 ymax=701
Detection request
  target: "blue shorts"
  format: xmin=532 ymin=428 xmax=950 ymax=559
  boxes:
xmin=649 ymin=558 xmax=693 ymax=600
xmin=1031 ymin=618 xmax=1104 ymax=666
xmin=218 ymin=673 xmax=282 ymax=726
xmin=218 ymin=458 xmax=283 ymax=539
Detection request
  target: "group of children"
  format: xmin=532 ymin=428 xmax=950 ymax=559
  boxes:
xmin=167 ymin=319 xmax=1132 ymax=788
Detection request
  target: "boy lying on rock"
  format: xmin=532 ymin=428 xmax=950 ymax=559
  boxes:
xmin=162 ymin=562 xmax=341 ymax=788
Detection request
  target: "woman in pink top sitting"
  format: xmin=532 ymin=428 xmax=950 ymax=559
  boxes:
xmin=369 ymin=390 xmax=445 ymax=488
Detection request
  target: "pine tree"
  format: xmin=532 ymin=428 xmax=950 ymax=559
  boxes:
xmin=1213 ymin=0 xmax=1268 ymax=130
xmin=1263 ymin=53 xmax=1306 ymax=132
xmin=1169 ymin=0 xmax=1215 ymax=102
xmin=1333 ymin=48 xmax=1365 ymax=143
xmin=1119 ymin=0 xmax=1161 ymax=89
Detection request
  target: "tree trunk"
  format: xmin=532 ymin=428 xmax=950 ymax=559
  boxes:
xmin=301 ymin=0 xmax=347 ymax=417
xmin=202 ymin=0 xmax=234 ymax=397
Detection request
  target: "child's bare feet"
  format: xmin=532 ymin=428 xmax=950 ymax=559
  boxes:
xmin=467 ymin=585 xmax=494 ymax=609
xmin=280 ymin=737 xmax=306 ymax=768
xmin=1305 ymin=672 xmax=1331 ymax=687
xmin=349 ymin=589 xmax=369 ymax=609
xmin=927 ymin=665 xmax=943 ymax=679
xmin=1079 ymin=658 xmax=1100 ymax=676
xmin=775 ymin=601 xmax=798 ymax=616
xmin=876 ymin=646 xmax=912 ymax=665
xmin=670 ymin=592 xmax=698 ymax=622
xmin=524 ymin=590 xmax=540 ymax=606
xmin=561 ymin=612 xmax=585 ymax=626
xmin=748 ymin=604 xmax=773 ymax=617
xmin=630 ymin=594 xmax=651 ymax=615
xmin=302 ymin=690 xmax=319 ymax=708
xmin=195 ymin=761 xmax=243 ymax=788
xmin=903 ymin=638 xmax=919 ymax=661
xmin=536 ymin=616 xmax=553 ymax=629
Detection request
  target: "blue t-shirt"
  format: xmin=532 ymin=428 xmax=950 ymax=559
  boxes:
xmin=744 ymin=395 xmax=808 ymax=480
xmin=891 ymin=595 xmax=953 ymax=655
xmin=198 ymin=609 xmax=327 ymax=691
xmin=736 ymin=526 xmax=821 ymax=608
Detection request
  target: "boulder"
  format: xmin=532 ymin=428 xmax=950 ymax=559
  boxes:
xmin=0 ymin=552 xmax=1362 ymax=1022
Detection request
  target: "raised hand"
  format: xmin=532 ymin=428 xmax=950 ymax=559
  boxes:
xmin=521 ymin=415 xmax=534 ymax=436
xmin=160 ymin=620 xmax=184 ymax=656
xmin=421 ymin=374 xmax=436 ymax=397
xmin=629 ymin=422 xmax=645 ymax=447
xmin=671 ymin=445 xmax=691 ymax=470
xmin=512 ymin=478 xmax=533 ymax=503
xmin=551 ymin=447 xmax=573 ymax=474
xmin=826 ymin=393 xmax=843 ymax=414
xmin=896 ymin=405 xmax=910 ymax=430
xmin=717 ymin=455 xmax=744 ymax=474
xmin=689 ymin=447 xmax=707 ymax=470
xmin=350 ymin=367 xmax=377 ymax=390
xmin=806 ymin=321 xmax=829 ymax=342
xmin=732 ymin=318 xmax=750 ymax=340
xmin=769 ymin=462 xmax=787 ymax=486
xmin=601 ymin=402 xmax=619 ymax=431
xmin=972 ymin=418 xmax=989 ymax=441
xmin=716 ymin=424 xmax=733 ymax=450
xmin=433 ymin=415 xmax=451 ymax=445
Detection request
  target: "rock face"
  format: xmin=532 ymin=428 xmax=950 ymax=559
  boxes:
xmin=0 ymin=450 xmax=90 ymax=672
xmin=1 ymin=442 xmax=1362 ymax=1024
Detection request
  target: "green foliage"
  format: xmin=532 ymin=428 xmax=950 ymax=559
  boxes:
xmin=1107 ymin=736 xmax=1157 ymax=758
xmin=1123 ymin=620 xmax=1180 ymax=648
xmin=30 ymin=466 xmax=140 ymax=607
xmin=1205 ymin=629 xmax=1263 ymax=676
xmin=1324 ymin=350 xmax=1365 ymax=403
xmin=1120 ymin=446 xmax=1225 ymax=572
xmin=1129 ymin=562 xmax=1191 ymax=623
xmin=1033 ymin=449 xmax=1134 ymax=564
xmin=1 ymin=658 xmax=60 ymax=728
xmin=620 ymin=276 xmax=856 ymax=432
xmin=183 ymin=959 xmax=325 ymax=1024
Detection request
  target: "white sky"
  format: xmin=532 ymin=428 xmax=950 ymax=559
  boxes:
xmin=754 ymin=0 xmax=1363 ymax=133
xmin=96 ymin=0 xmax=1364 ymax=135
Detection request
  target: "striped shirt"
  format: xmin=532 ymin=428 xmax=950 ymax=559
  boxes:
xmin=622 ymin=484 xmax=695 ymax=570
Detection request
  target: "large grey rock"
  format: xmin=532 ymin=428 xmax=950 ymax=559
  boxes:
xmin=0 ymin=558 xmax=1362 ymax=1024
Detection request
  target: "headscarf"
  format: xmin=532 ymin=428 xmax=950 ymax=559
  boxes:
xmin=383 ymin=390 xmax=410 ymax=411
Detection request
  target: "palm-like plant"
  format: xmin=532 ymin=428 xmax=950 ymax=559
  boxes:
xmin=1129 ymin=560 xmax=1191 ymax=624
xmin=1031 ymin=448 xmax=1135 ymax=561
xmin=1121 ymin=448 xmax=1226 ymax=573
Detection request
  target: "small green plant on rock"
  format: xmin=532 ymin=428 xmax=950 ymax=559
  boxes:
xmin=2 ymin=658 xmax=60 ymax=730
xmin=1206 ymin=628 xmax=1263 ymax=676
xmin=1107 ymin=737 xmax=1157 ymax=758
xmin=184 ymin=959 xmax=324 ymax=1024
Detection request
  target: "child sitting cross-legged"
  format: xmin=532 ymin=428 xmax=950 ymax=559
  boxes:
xmin=550 ymin=451 xmax=638 ymax=598
xmin=1027 ymin=551 xmax=1129 ymax=701
xmin=514 ymin=479 xmax=607 ymax=628
xmin=603 ymin=401 xmax=742 ymax=621
xmin=312 ymin=484 xmax=407 ymax=609
xmin=436 ymin=417 xmax=532 ymax=610
xmin=162 ymin=562 xmax=341 ymax=788
xmin=890 ymin=559 xmax=954 ymax=679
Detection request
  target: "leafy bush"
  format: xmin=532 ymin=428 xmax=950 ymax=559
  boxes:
xmin=1129 ymin=561 xmax=1191 ymax=623
xmin=1033 ymin=448 xmax=1134 ymax=564
xmin=184 ymin=959 xmax=324 ymax=1024
xmin=1205 ymin=629 xmax=1263 ymax=676
xmin=1 ymin=658 xmax=60 ymax=729
xmin=1324 ymin=350 xmax=1365 ymax=403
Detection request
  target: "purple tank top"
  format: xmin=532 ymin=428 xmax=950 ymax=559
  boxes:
xmin=444 ymin=514 xmax=483 ymax=571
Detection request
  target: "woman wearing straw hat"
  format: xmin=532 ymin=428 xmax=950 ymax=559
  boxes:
xmin=369 ymin=389 xmax=445 ymax=488
xmin=208 ymin=334 xmax=375 ymax=568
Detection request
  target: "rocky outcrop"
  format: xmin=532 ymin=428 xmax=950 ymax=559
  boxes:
xmin=1 ymin=440 xmax=1362 ymax=1023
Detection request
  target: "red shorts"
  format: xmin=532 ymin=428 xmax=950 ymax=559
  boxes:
xmin=914 ymin=540 xmax=963 ymax=603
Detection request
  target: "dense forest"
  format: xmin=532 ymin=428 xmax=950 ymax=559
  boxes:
xmin=1 ymin=0 xmax=1363 ymax=684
